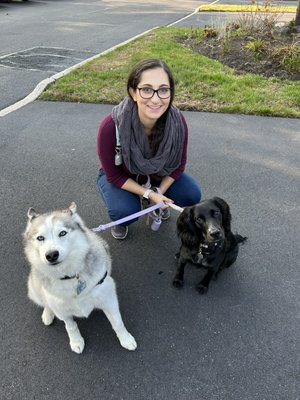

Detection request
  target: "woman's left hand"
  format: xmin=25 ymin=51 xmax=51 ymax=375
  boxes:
xmin=148 ymin=191 xmax=173 ymax=209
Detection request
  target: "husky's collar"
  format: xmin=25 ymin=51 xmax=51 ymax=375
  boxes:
xmin=97 ymin=271 xmax=108 ymax=285
xmin=60 ymin=271 xmax=108 ymax=295
xmin=60 ymin=271 xmax=108 ymax=284
xmin=60 ymin=273 xmax=79 ymax=281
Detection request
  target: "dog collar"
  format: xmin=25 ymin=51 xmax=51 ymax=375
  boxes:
xmin=60 ymin=274 xmax=79 ymax=280
xmin=97 ymin=271 xmax=108 ymax=285
xmin=60 ymin=271 xmax=108 ymax=295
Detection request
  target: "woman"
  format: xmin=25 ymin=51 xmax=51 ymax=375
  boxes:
xmin=97 ymin=58 xmax=201 ymax=239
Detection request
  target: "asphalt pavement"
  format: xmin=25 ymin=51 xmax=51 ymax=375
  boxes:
xmin=1 ymin=100 xmax=299 ymax=400
xmin=1 ymin=1 xmax=300 ymax=400
xmin=0 ymin=0 xmax=201 ymax=110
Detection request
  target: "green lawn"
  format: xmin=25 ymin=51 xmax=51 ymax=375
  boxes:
xmin=40 ymin=27 xmax=300 ymax=118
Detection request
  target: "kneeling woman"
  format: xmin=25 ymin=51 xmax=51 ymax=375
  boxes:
xmin=97 ymin=58 xmax=201 ymax=239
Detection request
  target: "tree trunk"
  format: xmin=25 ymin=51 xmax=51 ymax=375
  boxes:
xmin=295 ymin=0 xmax=300 ymax=26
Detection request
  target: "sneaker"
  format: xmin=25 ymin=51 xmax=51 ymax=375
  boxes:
xmin=111 ymin=225 xmax=128 ymax=240
xmin=161 ymin=208 xmax=171 ymax=220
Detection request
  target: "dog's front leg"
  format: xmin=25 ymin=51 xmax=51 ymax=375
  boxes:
xmin=196 ymin=268 xmax=215 ymax=294
xmin=64 ymin=317 xmax=85 ymax=354
xmin=41 ymin=307 xmax=55 ymax=326
xmin=100 ymin=278 xmax=137 ymax=351
xmin=172 ymin=258 xmax=186 ymax=288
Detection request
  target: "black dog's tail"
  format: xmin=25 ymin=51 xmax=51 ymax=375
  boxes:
xmin=235 ymin=234 xmax=247 ymax=244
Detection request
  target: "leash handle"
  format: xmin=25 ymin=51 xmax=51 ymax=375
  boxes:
xmin=166 ymin=202 xmax=184 ymax=213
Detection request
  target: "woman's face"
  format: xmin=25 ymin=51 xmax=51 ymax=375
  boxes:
xmin=129 ymin=67 xmax=171 ymax=130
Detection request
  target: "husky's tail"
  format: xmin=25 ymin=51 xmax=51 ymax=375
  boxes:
xmin=235 ymin=234 xmax=247 ymax=244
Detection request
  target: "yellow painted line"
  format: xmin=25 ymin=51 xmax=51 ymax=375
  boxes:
xmin=197 ymin=4 xmax=296 ymax=13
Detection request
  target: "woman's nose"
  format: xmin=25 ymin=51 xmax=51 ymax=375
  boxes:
xmin=150 ymin=92 xmax=160 ymax=101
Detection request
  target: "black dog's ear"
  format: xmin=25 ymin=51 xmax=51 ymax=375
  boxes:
xmin=212 ymin=197 xmax=232 ymax=234
xmin=177 ymin=207 xmax=199 ymax=247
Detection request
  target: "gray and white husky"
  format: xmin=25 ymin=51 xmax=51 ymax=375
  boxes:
xmin=23 ymin=202 xmax=137 ymax=354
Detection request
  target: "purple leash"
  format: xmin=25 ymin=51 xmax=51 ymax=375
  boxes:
xmin=92 ymin=201 xmax=166 ymax=232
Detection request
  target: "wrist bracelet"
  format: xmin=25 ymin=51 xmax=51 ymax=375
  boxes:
xmin=151 ymin=186 xmax=162 ymax=195
xmin=143 ymin=189 xmax=154 ymax=200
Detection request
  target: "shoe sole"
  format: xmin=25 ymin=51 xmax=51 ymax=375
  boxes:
xmin=161 ymin=211 xmax=171 ymax=221
xmin=111 ymin=226 xmax=128 ymax=240
xmin=152 ymin=209 xmax=171 ymax=221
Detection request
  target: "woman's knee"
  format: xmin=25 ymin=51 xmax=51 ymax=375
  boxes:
xmin=97 ymin=169 xmax=141 ymax=223
xmin=167 ymin=174 xmax=201 ymax=207
xmin=184 ymin=184 xmax=201 ymax=206
xmin=108 ymin=198 xmax=140 ymax=222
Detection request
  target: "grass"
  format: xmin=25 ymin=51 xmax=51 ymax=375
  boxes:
xmin=40 ymin=27 xmax=300 ymax=118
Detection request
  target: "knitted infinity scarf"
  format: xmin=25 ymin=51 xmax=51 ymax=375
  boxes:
xmin=111 ymin=96 xmax=184 ymax=176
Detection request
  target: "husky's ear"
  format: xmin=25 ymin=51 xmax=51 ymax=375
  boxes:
xmin=68 ymin=202 xmax=85 ymax=229
xmin=68 ymin=202 xmax=77 ymax=215
xmin=27 ymin=207 xmax=39 ymax=221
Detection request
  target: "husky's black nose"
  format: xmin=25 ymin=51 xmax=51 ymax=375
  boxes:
xmin=46 ymin=250 xmax=59 ymax=264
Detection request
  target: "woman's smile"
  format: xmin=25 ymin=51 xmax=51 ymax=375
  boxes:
xmin=129 ymin=67 xmax=171 ymax=131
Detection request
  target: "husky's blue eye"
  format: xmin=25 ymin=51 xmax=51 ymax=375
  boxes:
xmin=37 ymin=236 xmax=44 ymax=241
xmin=59 ymin=230 xmax=67 ymax=237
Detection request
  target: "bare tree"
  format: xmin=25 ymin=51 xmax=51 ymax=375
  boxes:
xmin=296 ymin=0 xmax=300 ymax=26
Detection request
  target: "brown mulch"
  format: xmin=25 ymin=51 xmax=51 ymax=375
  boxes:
xmin=181 ymin=27 xmax=300 ymax=81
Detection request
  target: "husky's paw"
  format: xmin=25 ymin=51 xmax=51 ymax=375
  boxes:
xmin=42 ymin=308 xmax=55 ymax=326
xmin=70 ymin=337 xmax=85 ymax=354
xmin=118 ymin=331 xmax=137 ymax=351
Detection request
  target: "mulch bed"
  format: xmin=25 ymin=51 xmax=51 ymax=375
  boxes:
xmin=181 ymin=27 xmax=300 ymax=81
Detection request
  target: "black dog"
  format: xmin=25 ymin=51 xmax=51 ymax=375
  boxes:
xmin=173 ymin=197 xmax=247 ymax=294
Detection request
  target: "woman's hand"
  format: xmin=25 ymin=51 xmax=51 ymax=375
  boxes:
xmin=148 ymin=191 xmax=173 ymax=209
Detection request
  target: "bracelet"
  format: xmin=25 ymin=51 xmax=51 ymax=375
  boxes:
xmin=151 ymin=186 xmax=162 ymax=194
xmin=143 ymin=189 xmax=154 ymax=200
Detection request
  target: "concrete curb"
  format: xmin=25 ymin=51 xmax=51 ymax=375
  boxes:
xmin=0 ymin=27 xmax=158 ymax=117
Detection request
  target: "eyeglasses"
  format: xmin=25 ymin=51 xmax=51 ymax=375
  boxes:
xmin=137 ymin=87 xmax=171 ymax=99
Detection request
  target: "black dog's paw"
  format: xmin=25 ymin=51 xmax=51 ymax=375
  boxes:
xmin=172 ymin=278 xmax=184 ymax=289
xmin=196 ymin=283 xmax=208 ymax=295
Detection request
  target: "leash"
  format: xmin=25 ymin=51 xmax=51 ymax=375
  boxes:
xmin=167 ymin=203 xmax=184 ymax=213
xmin=92 ymin=201 xmax=184 ymax=233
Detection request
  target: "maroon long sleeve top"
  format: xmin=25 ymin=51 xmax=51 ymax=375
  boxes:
xmin=97 ymin=113 xmax=188 ymax=188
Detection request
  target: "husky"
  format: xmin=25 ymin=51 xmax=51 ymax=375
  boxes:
xmin=23 ymin=202 xmax=137 ymax=354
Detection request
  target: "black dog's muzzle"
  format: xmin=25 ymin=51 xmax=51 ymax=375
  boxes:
xmin=199 ymin=239 xmax=224 ymax=255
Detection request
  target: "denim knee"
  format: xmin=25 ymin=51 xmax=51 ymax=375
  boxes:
xmin=165 ymin=173 xmax=201 ymax=207
xmin=107 ymin=198 xmax=140 ymax=224
xmin=182 ymin=184 xmax=201 ymax=206
xmin=97 ymin=169 xmax=140 ymax=224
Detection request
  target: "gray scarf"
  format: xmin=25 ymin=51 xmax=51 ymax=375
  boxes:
xmin=111 ymin=96 xmax=184 ymax=176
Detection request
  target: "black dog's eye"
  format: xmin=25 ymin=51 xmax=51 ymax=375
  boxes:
xmin=59 ymin=230 xmax=67 ymax=237
xmin=37 ymin=236 xmax=45 ymax=241
xmin=214 ymin=210 xmax=220 ymax=217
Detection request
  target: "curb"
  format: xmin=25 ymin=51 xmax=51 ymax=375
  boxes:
xmin=0 ymin=27 xmax=158 ymax=117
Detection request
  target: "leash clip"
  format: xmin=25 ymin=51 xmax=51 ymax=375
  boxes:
xmin=114 ymin=146 xmax=122 ymax=166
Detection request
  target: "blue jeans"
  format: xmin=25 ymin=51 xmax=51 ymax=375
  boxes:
xmin=97 ymin=169 xmax=201 ymax=225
